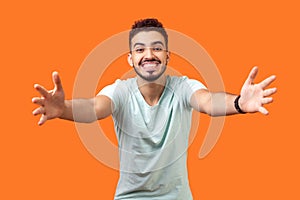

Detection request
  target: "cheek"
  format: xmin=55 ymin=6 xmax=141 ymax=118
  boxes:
xmin=160 ymin=56 xmax=168 ymax=63
xmin=135 ymin=57 xmax=148 ymax=66
xmin=132 ymin=55 xmax=142 ymax=63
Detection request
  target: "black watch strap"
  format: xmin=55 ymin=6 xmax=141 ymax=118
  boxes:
xmin=234 ymin=95 xmax=246 ymax=114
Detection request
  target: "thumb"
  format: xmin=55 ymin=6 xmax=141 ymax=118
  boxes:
xmin=246 ymin=66 xmax=259 ymax=85
xmin=52 ymin=71 xmax=63 ymax=91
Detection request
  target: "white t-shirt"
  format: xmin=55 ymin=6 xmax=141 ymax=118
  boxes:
xmin=98 ymin=75 xmax=206 ymax=200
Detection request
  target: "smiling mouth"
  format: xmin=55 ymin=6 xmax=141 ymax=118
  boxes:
xmin=140 ymin=60 xmax=161 ymax=69
xmin=141 ymin=64 xmax=159 ymax=74
xmin=142 ymin=62 xmax=159 ymax=67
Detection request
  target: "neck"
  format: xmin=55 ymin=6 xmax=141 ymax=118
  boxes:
xmin=137 ymin=75 xmax=166 ymax=106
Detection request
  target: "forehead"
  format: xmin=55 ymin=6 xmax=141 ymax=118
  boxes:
xmin=131 ymin=31 xmax=166 ymax=47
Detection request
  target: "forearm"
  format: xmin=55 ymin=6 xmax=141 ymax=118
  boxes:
xmin=208 ymin=92 xmax=240 ymax=116
xmin=59 ymin=98 xmax=98 ymax=123
xmin=192 ymin=67 xmax=276 ymax=117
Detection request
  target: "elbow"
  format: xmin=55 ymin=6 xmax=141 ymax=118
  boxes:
xmin=202 ymin=108 xmax=225 ymax=117
xmin=204 ymin=109 xmax=217 ymax=117
xmin=84 ymin=118 xmax=98 ymax=123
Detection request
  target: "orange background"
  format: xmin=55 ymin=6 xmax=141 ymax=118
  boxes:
xmin=1 ymin=0 xmax=299 ymax=199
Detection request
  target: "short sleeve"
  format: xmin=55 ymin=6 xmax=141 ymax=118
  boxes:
xmin=97 ymin=82 xmax=117 ymax=99
xmin=97 ymin=80 xmax=121 ymax=113
xmin=183 ymin=78 xmax=207 ymax=108
xmin=169 ymin=76 xmax=207 ymax=109
xmin=186 ymin=79 xmax=207 ymax=93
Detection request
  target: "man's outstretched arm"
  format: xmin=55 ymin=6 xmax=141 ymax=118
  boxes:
xmin=190 ymin=66 xmax=277 ymax=116
xmin=32 ymin=72 xmax=112 ymax=125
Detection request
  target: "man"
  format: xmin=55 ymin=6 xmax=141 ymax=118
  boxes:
xmin=32 ymin=18 xmax=277 ymax=199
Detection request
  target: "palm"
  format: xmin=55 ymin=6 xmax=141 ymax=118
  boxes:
xmin=239 ymin=67 xmax=277 ymax=115
xmin=32 ymin=72 xmax=65 ymax=125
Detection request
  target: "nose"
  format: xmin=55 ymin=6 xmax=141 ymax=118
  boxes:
xmin=144 ymin=47 xmax=155 ymax=59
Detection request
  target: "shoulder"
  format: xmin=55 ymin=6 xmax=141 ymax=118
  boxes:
xmin=97 ymin=77 xmax=136 ymax=97
xmin=167 ymin=76 xmax=188 ymax=89
xmin=167 ymin=76 xmax=206 ymax=90
xmin=104 ymin=77 xmax=137 ymax=90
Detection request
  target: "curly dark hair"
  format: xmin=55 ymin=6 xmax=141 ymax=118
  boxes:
xmin=129 ymin=18 xmax=168 ymax=51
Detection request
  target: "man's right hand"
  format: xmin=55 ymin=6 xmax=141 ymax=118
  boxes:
xmin=32 ymin=72 xmax=65 ymax=126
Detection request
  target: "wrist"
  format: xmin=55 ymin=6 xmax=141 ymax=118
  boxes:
xmin=59 ymin=100 xmax=69 ymax=119
xmin=234 ymin=95 xmax=246 ymax=114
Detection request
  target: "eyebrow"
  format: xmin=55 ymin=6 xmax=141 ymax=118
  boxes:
xmin=133 ymin=41 xmax=165 ymax=48
xmin=133 ymin=43 xmax=145 ymax=48
xmin=151 ymin=41 xmax=164 ymax=46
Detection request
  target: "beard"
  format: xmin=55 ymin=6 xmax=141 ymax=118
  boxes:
xmin=133 ymin=58 xmax=168 ymax=82
xmin=133 ymin=64 xmax=167 ymax=82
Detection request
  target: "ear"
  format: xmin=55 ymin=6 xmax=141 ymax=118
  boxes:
xmin=127 ymin=53 xmax=133 ymax=67
xmin=166 ymin=51 xmax=170 ymax=63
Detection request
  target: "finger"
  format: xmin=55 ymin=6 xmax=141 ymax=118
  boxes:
xmin=262 ymin=97 xmax=273 ymax=104
xmin=258 ymin=106 xmax=269 ymax=115
xmin=38 ymin=114 xmax=48 ymax=126
xmin=32 ymin=107 xmax=45 ymax=116
xmin=263 ymin=87 xmax=277 ymax=97
xmin=32 ymin=97 xmax=45 ymax=106
xmin=52 ymin=71 xmax=63 ymax=92
xmin=34 ymin=84 xmax=50 ymax=98
xmin=259 ymin=75 xmax=276 ymax=89
xmin=246 ymin=66 xmax=259 ymax=85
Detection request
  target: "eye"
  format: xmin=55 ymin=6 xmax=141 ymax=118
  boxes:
xmin=135 ymin=48 xmax=145 ymax=53
xmin=152 ymin=47 xmax=163 ymax=52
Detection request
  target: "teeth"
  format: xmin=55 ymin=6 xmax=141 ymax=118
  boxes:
xmin=143 ymin=63 xmax=157 ymax=67
xmin=142 ymin=62 xmax=159 ymax=67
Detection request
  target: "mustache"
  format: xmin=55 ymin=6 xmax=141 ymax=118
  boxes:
xmin=138 ymin=58 xmax=161 ymax=66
